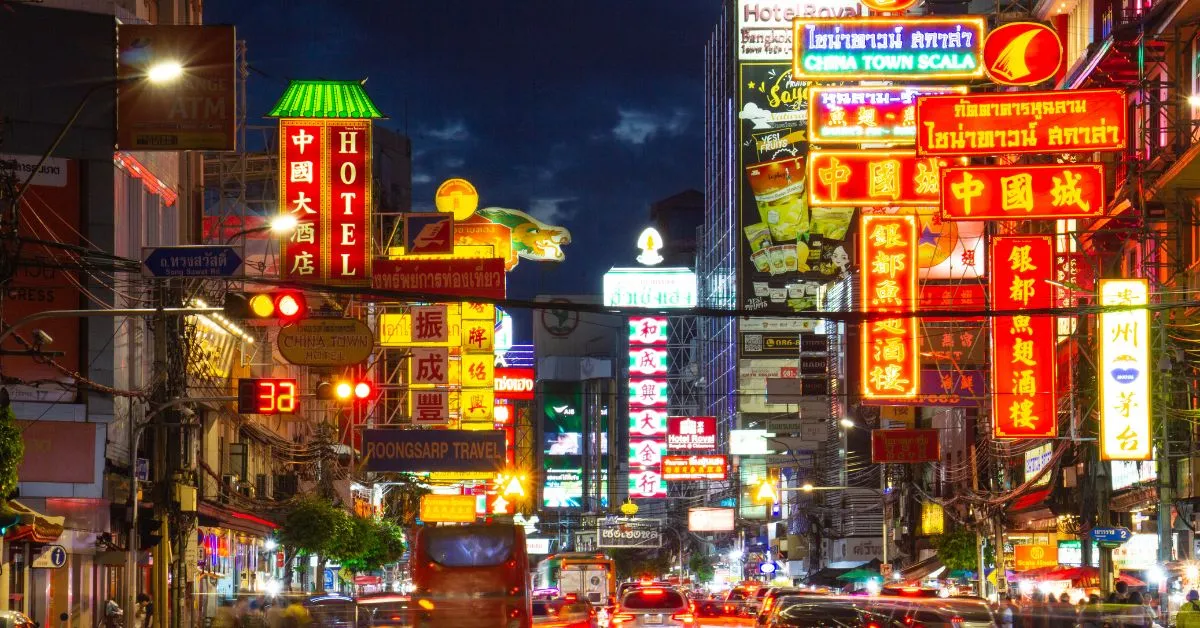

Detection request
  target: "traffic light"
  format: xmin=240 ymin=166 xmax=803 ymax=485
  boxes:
xmin=317 ymin=378 xmax=375 ymax=403
xmin=138 ymin=515 xmax=162 ymax=549
xmin=223 ymin=291 xmax=307 ymax=323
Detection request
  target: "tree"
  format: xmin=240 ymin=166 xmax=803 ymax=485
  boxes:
xmin=340 ymin=518 xmax=407 ymax=573
xmin=610 ymin=548 xmax=672 ymax=581
xmin=0 ymin=402 xmax=23 ymax=500
xmin=688 ymin=553 xmax=716 ymax=584
xmin=929 ymin=528 xmax=979 ymax=572
xmin=277 ymin=497 xmax=345 ymax=590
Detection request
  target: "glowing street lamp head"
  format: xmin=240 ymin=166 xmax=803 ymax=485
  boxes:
xmin=270 ymin=214 xmax=299 ymax=234
xmin=146 ymin=60 xmax=184 ymax=84
xmin=801 ymin=483 xmax=815 ymax=492
xmin=840 ymin=418 xmax=856 ymax=429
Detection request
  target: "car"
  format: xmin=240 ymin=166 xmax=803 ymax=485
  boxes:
xmin=763 ymin=595 xmax=997 ymax=628
xmin=356 ymin=593 xmax=412 ymax=628
xmin=0 ymin=611 xmax=38 ymax=628
xmin=744 ymin=585 xmax=773 ymax=617
xmin=756 ymin=588 xmax=827 ymax=625
xmin=722 ymin=584 xmax=759 ymax=617
xmin=532 ymin=598 xmax=596 ymax=627
xmin=610 ymin=587 xmax=694 ymax=626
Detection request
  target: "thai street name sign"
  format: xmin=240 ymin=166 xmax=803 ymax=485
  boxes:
xmin=809 ymin=86 xmax=966 ymax=145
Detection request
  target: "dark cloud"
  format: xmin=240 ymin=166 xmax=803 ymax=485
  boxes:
xmin=205 ymin=0 xmax=718 ymax=337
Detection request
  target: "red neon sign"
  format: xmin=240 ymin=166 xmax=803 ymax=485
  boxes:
xmin=916 ymin=89 xmax=1127 ymax=156
xmin=940 ymin=164 xmax=1106 ymax=220
xmin=280 ymin=120 xmax=325 ymax=282
xmin=982 ymin=22 xmax=1064 ymax=86
xmin=991 ymin=236 xmax=1057 ymax=439
xmin=327 ymin=121 xmax=373 ymax=284
xmin=494 ymin=367 xmax=535 ymax=400
xmin=808 ymin=86 xmax=965 ymax=145
xmin=860 ymin=214 xmax=919 ymax=400
xmin=870 ymin=429 xmax=940 ymax=463
xmin=808 ymin=150 xmax=949 ymax=207
xmin=661 ymin=455 xmax=729 ymax=481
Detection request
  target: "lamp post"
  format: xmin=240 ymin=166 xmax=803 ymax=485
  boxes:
xmin=223 ymin=214 xmax=298 ymax=245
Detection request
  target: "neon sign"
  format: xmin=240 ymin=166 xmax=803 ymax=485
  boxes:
xmin=860 ymin=214 xmax=919 ymax=400
xmin=940 ymin=164 xmax=1106 ymax=220
xmin=1099 ymin=279 xmax=1151 ymax=461
xmin=809 ymin=86 xmax=966 ymax=145
xmin=916 ymin=89 xmax=1127 ymax=156
xmin=792 ymin=17 xmax=986 ymax=81
xmin=808 ymin=150 xmax=949 ymax=207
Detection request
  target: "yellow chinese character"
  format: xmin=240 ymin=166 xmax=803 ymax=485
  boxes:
xmin=828 ymin=105 xmax=847 ymax=127
xmin=1011 ymin=369 xmax=1038 ymax=395
xmin=818 ymin=157 xmax=852 ymax=201
xmin=869 ymin=159 xmax=901 ymax=200
xmin=1012 ymin=338 xmax=1037 ymax=366
xmin=1110 ymin=321 xmax=1139 ymax=346
xmin=1009 ymin=276 xmax=1036 ymax=306
xmin=1000 ymin=173 xmax=1034 ymax=213
xmin=901 ymin=105 xmax=915 ymax=127
xmin=291 ymin=222 xmax=316 ymax=245
xmin=1117 ymin=425 xmax=1139 ymax=451
xmin=1011 ymin=315 xmax=1033 ymax=335
xmin=1051 ymin=169 xmax=1090 ymax=213
xmin=873 ymin=336 xmax=907 ymax=363
xmin=950 ymin=171 xmax=985 ymax=215
xmin=869 ymin=364 xmax=912 ymax=393
xmin=873 ymin=279 xmax=902 ymax=306
xmin=1008 ymin=245 xmax=1038 ymax=272
xmin=913 ymin=160 xmax=939 ymax=195
xmin=869 ymin=223 xmax=905 ymax=249
xmin=1008 ymin=399 xmax=1039 ymax=430
xmin=873 ymin=318 xmax=906 ymax=335
xmin=1116 ymin=391 xmax=1138 ymax=418
xmin=872 ymin=251 xmax=906 ymax=278
xmin=290 ymin=251 xmax=315 ymax=275
xmin=857 ymin=106 xmax=878 ymax=128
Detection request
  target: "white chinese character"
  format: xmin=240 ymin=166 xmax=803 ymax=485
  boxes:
xmin=291 ymin=191 xmax=315 ymax=214
xmin=680 ymin=418 xmax=698 ymax=435
xmin=290 ymin=161 xmax=314 ymax=184
xmin=291 ymin=128 xmax=314 ymax=154
xmin=290 ymin=251 xmax=315 ymax=275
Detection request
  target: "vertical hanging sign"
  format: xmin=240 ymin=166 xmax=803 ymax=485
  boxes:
xmin=1098 ymin=279 xmax=1151 ymax=461
xmin=628 ymin=316 xmax=669 ymax=499
xmin=990 ymin=236 xmax=1057 ymax=439
xmin=860 ymin=214 xmax=919 ymax=400
xmin=279 ymin=119 xmax=374 ymax=285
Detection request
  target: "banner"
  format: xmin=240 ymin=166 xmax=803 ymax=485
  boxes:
xmin=792 ymin=16 xmax=986 ymax=81
xmin=372 ymin=258 xmax=506 ymax=300
xmin=662 ymin=455 xmax=729 ymax=481
xmin=737 ymin=62 xmax=856 ymax=314
xmin=871 ymin=428 xmax=940 ymax=463
xmin=860 ymin=215 xmax=919 ymax=400
xmin=940 ymin=164 xmax=1106 ymax=220
xmin=1099 ymin=279 xmax=1151 ymax=460
xmin=809 ymin=150 xmax=947 ymax=207
xmin=598 ymin=521 xmax=663 ymax=548
xmin=916 ymin=89 xmax=1127 ymax=156
xmin=991 ymin=236 xmax=1057 ymax=439
xmin=808 ymin=85 xmax=965 ymax=145
xmin=363 ymin=429 xmax=506 ymax=472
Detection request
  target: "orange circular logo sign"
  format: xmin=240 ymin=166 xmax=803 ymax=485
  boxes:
xmin=861 ymin=0 xmax=918 ymax=11
xmin=983 ymin=22 xmax=1063 ymax=86
xmin=435 ymin=178 xmax=479 ymax=221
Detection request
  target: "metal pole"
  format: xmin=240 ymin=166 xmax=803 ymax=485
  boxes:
xmin=881 ymin=465 xmax=888 ymax=567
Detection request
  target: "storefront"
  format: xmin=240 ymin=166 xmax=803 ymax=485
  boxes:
xmin=195 ymin=503 xmax=277 ymax=626
xmin=1 ymin=501 xmax=65 ymax=617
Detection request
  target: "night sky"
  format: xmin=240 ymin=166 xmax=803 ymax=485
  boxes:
xmin=204 ymin=0 xmax=720 ymax=338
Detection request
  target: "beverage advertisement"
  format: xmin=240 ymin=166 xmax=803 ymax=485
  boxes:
xmin=737 ymin=63 xmax=855 ymax=313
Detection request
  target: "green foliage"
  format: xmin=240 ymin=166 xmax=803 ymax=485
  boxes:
xmin=328 ymin=512 xmax=372 ymax=565
xmin=0 ymin=404 xmax=23 ymax=498
xmin=341 ymin=518 xmax=407 ymax=573
xmin=688 ymin=553 xmax=716 ymax=583
xmin=278 ymin=496 xmax=344 ymax=556
xmin=610 ymin=548 xmax=672 ymax=581
xmin=930 ymin=528 xmax=979 ymax=572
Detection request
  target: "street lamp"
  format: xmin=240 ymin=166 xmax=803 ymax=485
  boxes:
xmin=223 ymin=214 xmax=298 ymax=245
xmin=145 ymin=60 xmax=184 ymax=84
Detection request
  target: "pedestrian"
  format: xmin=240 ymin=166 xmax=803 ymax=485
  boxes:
xmin=1019 ymin=593 xmax=1035 ymax=628
xmin=1000 ymin=595 xmax=1017 ymax=628
xmin=1079 ymin=594 xmax=1105 ymax=628
xmin=212 ymin=599 xmax=237 ymax=628
xmin=1030 ymin=591 xmax=1050 ymax=628
xmin=103 ymin=598 xmax=124 ymax=628
xmin=135 ymin=594 xmax=152 ymax=628
xmin=1178 ymin=591 xmax=1200 ymax=628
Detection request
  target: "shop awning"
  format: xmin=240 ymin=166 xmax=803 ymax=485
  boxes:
xmin=198 ymin=501 xmax=278 ymax=538
xmin=2 ymin=500 xmax=65 ymax=544
xmin=898 ymin=554 xmax=944 ymax=582
xmin=1011 ymin=488 xmax=1052 ymax=513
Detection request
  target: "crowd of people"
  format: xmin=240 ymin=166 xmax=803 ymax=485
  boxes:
xmin=997 ymin=582 xmax=1173 ymax=628
xmin=210 ymin=598 xmax=314 ymax=628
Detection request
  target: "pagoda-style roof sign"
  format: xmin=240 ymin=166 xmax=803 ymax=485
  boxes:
xmin=267 ymin=79 xmax=385 ymax=119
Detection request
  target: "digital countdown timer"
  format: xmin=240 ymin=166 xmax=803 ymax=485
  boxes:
xmin=237 ymin=378 xmax=298 ymax=415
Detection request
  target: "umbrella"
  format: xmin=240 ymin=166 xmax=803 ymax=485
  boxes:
xmin=1117 ymin=573 xmax=1146 ymax=587
xmin=837 ymin=568 xmax=883 ymax=581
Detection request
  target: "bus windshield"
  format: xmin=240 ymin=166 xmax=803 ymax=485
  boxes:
xmin=421 ymin=525 xmax=514 ymax=567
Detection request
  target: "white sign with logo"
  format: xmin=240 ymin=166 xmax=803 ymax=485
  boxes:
xmin=603 ymin=268 xmax=697 ymax=308
xmin=827 ymin=537 xmax=883 ymax=564
xmin=737 ymin=0 xmax=864 ymax=61
xmin=526 ymin=537 xmax=552 ymax=555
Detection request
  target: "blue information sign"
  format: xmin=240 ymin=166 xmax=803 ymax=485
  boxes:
xmin=1089 ymin=527 xmax=1132 ymax=544
xmin=142 ymin=246 xmax=243 ymax=277
xmin=363 ymin=429 xmax=506 ymax=473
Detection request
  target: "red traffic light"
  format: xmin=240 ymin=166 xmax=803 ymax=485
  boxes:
xmin=225 ymin=291 xmax=307 ymax=323
xmin=331 ymin=378 xmax=374 ymax=402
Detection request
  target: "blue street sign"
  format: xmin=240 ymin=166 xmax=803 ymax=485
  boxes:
xmin=142 ymin=246 xmax=243 ymax=278
xmin=1089 ymin=527 xmax=1132 ymax=544
xmin=323 ymin=568 xmax=336 ymax=591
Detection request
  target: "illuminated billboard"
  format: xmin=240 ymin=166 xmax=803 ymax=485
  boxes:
xmin=990 ymin=236 xmax=1057 ymax=439
xmin=916 ymin=89 xmax=1127 ymax=156
xmin=662 ymin=455 xmax=729 ymax=481
xmin=860 ymin=215 xmax=919 ymax=400
xmin=1099 ymin=279 xmax=1151 ymax=460
xmin=940 ymin=164 xmax=1106 ymax=221
xmin=792 ymin=17 xmax=987 ymax=81
xmin=603 ymin=268 xmax=697 ymax=308
xmin=808 ymin=151 xmax=949 ymax=207
xmin=808 ymin=86 xmax=966 ymax=145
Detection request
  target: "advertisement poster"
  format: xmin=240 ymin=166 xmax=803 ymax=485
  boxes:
xmin=738 ymin=63 xmax=855 ymax=313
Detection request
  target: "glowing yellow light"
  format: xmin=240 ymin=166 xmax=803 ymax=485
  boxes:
xmin=335 ymin=382 xmax=353 ymax=400
xmin=248 ymin=294 xmax=275 ymax=318
xmin=146 ymin=60 xmax=184 ymax=84
xmin=755 ymin=479 xmax=779 ymax=504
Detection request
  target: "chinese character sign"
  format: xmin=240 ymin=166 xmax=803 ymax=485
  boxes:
xmin=940 ymin=164 xmax=1106 ymax=221
xmin=411 ymin=390 xmax=450 ymax=426
xmin=630 ymin=409 xmax=669 ymax=437
xmin=870 ymin=428 xmax=940 ymax=463
xmin=661 ymin=455 xmax=729 ymax=481
xmin=409 ymin=347 xmax=450 ymax=386
xmin=629 ymin=347 xmax=669 ymax=376
xmin=410 ymin=305 xmax=450 ymax=343
xmin=628 ymin=379 xmax=669 ymax=408
xmin=792 ymin=17 xmax=987 ymax=81
xmin=629 ymin=317 xmax=669 ymax=344
xmin=279 ymin=119 xmax=373 ymax=284
xmin=809 ymin=86 xmax=966 ymax=145
xmin=809 ymin=150 xmax=948 ymax=207
xmin=990 ymin=236 xmax=1057 ymax=439
xmin=1099 ymin=279 xmax=1151 ymax=461
xmin=916 ymin=89 xmax=1127 ymax=156
xmin=667 ymin=416 xmax=718 ymax=450
xmin=860 ymin=215 xmax=919 ymax=400
xmin=628 ymin=314 xmax=670 ymax=499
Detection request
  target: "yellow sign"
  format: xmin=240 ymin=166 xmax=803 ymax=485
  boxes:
xmin=380 ymin=309 xmax=463 ymax=348
xmin=429 ymin=471 xmax=496 ymax=481
xmin=1013 ymin=544 xmax=1058 ymax=571
xmin=387 ymin=243 xmax=496 ymax=261
xmin=461 ymin=353 xmax=494 ymax=388
xmin=277 ymin=319 xmax=374 ymax=366
xmin=1099 ymin=279 xmax=1151 ymax=461
xmin=461 ymin=301 xmax=495 ymax=321
xmin=461 ymin=320 xmax=494 ymax=353
xmin=419 ymin=494 xmax=477 ymax=523
xmin=461 ymin=387 xmax=495 ymax=422
xmin=920 ymin=502 xmax=944 ymax=535
xmin=636 ymin=227 xmax=665 ymax=266
xmin=435 ymin=178 xmax=480 ymax=221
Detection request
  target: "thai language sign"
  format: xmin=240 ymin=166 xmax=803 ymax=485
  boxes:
xmin=662 ymin=455 xmax=729 ymax=481
xmin=372 ymin=258 xmax=506 ymax=300
xmin=603 ymin=267 xmax=697 ymax=308
xmin=363 ymin=429 xmax=506 ymax=472
xmin=419 ymin=494 xmax=476 ymax=523
xmin=597 ymin=520 xmax=662 ymax=548
xmin=809 ymin=86 xmax=965 ymax=145
xmin=860 ymin=215 xmax=919 ymax=400
xmin=871 ymin=428 xmax=940 ymax=463
xmin=792 ymin=17 xmax=986 ymax=81
xmin=916 ymin=89 xmax=1127 ymax=156
xmin=1099 ymin=279 xmax=1151 ymax=461
xmin=808 ymin=150 xmax=948 ymax=207
xmin=279 ymin=119 xmax=373 ymax=284
xmin=736 ymin=0 xmax=863 ymax=61
xmin=991 ymin=236 xmax=1057 ymax=439
xmin=940 ymin=164 xmax=1106 ymax=220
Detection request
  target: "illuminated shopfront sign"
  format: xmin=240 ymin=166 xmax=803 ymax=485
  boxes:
xmin=809 ymin=86 xmax=966 ymax=145
xmin=991 ymin=236 xmax=1057 ymax=439
xmin=982 ymin=22 xmax=1064 ymax=86
xmin=629 ymin=347 xmax=669 ymax=376
xmin=860 ymin=215 xmax=919 ymax=400
xmin=662 ymin=455 xmax=729 ymax=481
xmin=940 ymin=164 xmax=1106 ymax=220
xmin=792 ymin=17 xmax=986 ymax=81
xmin=603 ymin=267 xmax=697 ymax=308
xmin=1099 ymin=279 xmax=1151 ymax=460
xmin=809 ymin=150 xmax=948 ymax=206
xmin=667 ymin=416 xmax=718 ymax=451
xmin=871 ymin=428 xmax=939 ymax=463
xmin=916 ymin=89 xmax=1127 ymax=156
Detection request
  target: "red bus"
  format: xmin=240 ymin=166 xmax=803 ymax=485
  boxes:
xmin=410 ymin=523 xmax=532 ymax=628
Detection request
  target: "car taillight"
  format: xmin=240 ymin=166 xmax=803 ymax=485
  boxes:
xmin=763 ymin=597 xmax=775 ymax=613
xmin=672 ymin=611 xmax=695 ymax=624
xmin=611 ymin=612 xmax=636 ymax=624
